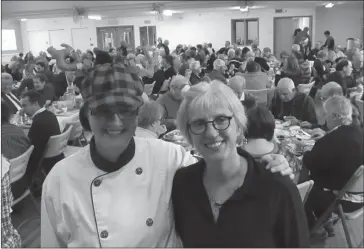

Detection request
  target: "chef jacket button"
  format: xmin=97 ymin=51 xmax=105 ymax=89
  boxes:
xmin=146 ymin=218 xmax=153 ymax=226
xmin=100 ymin=230 xmax=108 ymax=239
xmin=135 ymin=167 xmax=143 ymax=175
xmin=93 ymin=179 xmax=102 ymax=187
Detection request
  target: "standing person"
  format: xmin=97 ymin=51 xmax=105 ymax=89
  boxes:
xmin=322 ymin=30 xmax=335 ymax=51
xmin=40 ymin=45 xmax=295 ymax=248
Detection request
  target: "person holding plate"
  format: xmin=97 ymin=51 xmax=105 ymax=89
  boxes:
xmin=269 ymin=78 xmax=318 ymax=128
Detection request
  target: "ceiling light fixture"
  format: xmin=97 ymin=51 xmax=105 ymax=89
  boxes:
xmin=88 ymin=15 xmax=102 ymax=20
xmin=163 ymin=10 xmax=173 ymax=16
xmin=325 ymin=2 xmax=334 ymax=8
xmin=20 ymin=18 xmax=28 ymax=21
xmin=240 ymin=6 xmax=249 ymax=12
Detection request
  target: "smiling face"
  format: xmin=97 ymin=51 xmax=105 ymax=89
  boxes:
xmin=188 ymin=105 xmax=239 ymax=162
xmin=88 ymin=107 xmax=138 ymax=149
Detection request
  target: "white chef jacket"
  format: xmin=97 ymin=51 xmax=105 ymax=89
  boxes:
xmin=41 ymin=137 xmax=197 ymax=247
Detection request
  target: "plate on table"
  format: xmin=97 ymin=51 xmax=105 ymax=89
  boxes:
xmin=275 ymin=129 xmax=290 ymax=139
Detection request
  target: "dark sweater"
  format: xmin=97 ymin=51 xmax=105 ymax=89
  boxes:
xmin=254 ymin=57 xmax=270 ymax=72
xmin=52 ymin=71 xmax=68 ymax=98
xmin=326 ymin=71 xmax=348 ymax=96
xmin=208 ymin=69 xmax=227 ymax=84
xmin=27 ymin=110 xmax=63 ymax=178
xmin=38 ymin=84 xmax=55 ymax=106
xmin=190 ymin=73 xmax=202 ymax=85
xmin=323 ymin=36 xmax=335 ymax=50
xmin=269 ymin=92 xmax=318 ymax=124
xmin=16 ymin=78 xmax=34 ymax=97
xmin=303 ymin=125 xmax=363 ymax=190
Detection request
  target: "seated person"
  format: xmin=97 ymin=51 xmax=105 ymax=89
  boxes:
xmin=208 ymin=59 xmax=227 ymax=84
xmin=16 ymin=67 xmax=36 ymax=97
xmin=33 ymin=73 xmax=55 ymax=107
xmin=321 ymin=82 xmax=363 ymax=127
xmin=189 ymin=61 xmax=203 ymax=85
xmin=307 ymin=42 xmax=322 ymax=61
xmin=262 ymin=47 xmax=278 ymax=63
xmin=244 ymin=106 xmax=301 ymax=178
xmin=293 ymin=51 xmax=314 ymax=85
xmin=157 ymin=75 xmax=189 ymax=131
xmin=35 ymin=60 xmax=54 ymax=85
xmin=1 ymin=102 xmax=32 ymax=199
xmin=20 ymin=90 xmax=63 ymax=180
xmin=269 ymin=78 xmax=318 ymax=128
xmin=227 ymin=75 xmax=257 ymax=110
xmin=152 ymin=55 xmax=177 ymax=94
xmin=243 ymin=61 xmax=270 ymax=90
xmin=1 ymin=73 xmax=21 ymax=114
xmin=303 ymin=95 xmax=364 ymax=233
xmin=274 ymin=55 xmax=303 ymax=87
xmin=252 ymin=48 xmax=270 ymax=72
xmin=1 ymin=155 xmax=22 ymax=248
xmin=326 ymin=59 xmax=358 ymax=96
xmin=135 ymin=100 xmax=167 ymax=139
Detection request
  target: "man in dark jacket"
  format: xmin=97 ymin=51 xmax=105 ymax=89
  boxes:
xmin=20 ymin=90 xmax=63 ymax=179
xmin=322 ymin=30 xmax=335 ymax=50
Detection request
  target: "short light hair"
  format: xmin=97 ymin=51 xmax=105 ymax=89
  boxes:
xmin=170 ymin=75 xmax=189 ymax=89
xmin=137 ymin=100 xmax=164 ymax=128
xmin=176 ymin=80 xmax=247 ymax=145
xmin=189 ymin=61 xmax=201 ymax=71
xmin=321 ymin=82 xmax=343 ymax=99
xmin=277 ymin=78 xmax=295 ymax=91
xmin=1 ymin=73 xmax=13 ymax=82
xmin=213 ymin=59 xmax=226 ymax=70
xmin=227 ymin=48 xmax=235 ymax=58
xmin=323 ymin=95 xmax=352 ymax=125
xmin=246 ymin=51 xmax=255 ymax=59
xmin=228 ymin=75 xmax=246 ymax=91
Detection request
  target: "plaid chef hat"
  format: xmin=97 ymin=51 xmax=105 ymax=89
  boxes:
xmin=81 ymin=58 xmax=144 ymax=114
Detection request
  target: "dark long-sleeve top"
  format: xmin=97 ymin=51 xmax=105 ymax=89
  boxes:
xmin=190 ymin=73 xmax=202 ymax=85
xmin=208 ymin=69 xmax=227 ymax=84
xmin=16 ymin=78 xmax=34 ymax=97
xmin=38 ymin=84 xmax=55 ymax=107
xmin=303 ymin=125 xmax=363 ymax=190
xmin=326 ymin=71 xmax=348 ymax=96
xmin=27 ymin=110 xmax=62 ymax=178
xmin=323 ymin=36 xmax=335 ymax=50
xmin=269 ymin=91 xmax=318 ymax=125
xmin=52 ymin=71 xmax=68 ymax=98
xmin=172 ymin=148 xmax=310 ymax=248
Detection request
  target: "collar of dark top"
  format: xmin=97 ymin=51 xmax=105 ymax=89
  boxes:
xmin=195 ymin=147 xmax=264 ymax=200
xmin=89 ymin=136 xmax=135 ymax=173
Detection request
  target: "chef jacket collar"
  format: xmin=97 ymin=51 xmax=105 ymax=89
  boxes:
xmin=89 ymin=136 xmax=136 ymax=173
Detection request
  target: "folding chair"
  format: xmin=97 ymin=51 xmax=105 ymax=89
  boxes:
xmin=297 ymin=81 xmax=315 ymax=95
xmin=144 ymin=81 xmax=156 ymax=96
xmin=245 ymin=89 xmax=270 ymax=107
xmin=8 ymin=146 xmax=39 ymax=213
xmin=311 ymin=165 xmax=364 ymax=247
xmin=297 ymin=180 xmax=314 ymax=204
xmin=65 ymin=121 xmax=84 ymax=147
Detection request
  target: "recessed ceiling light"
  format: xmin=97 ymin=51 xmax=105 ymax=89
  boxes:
xmin=325 ymin=2 xmax=334 ymax=8
xmin=240 ymin=6 xmax=249 ymax=12
xmin=20 ymin=18 xmax=28 ymax=21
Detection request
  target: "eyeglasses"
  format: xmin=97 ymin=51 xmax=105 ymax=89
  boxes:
xmin=188 ymin=116 xmax=233 ymax=135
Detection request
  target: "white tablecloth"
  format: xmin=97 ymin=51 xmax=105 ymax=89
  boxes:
xmin=56 ymin=110 xmax=80 ymax=131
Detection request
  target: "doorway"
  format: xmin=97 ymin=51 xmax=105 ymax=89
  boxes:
xmin=273 ymin=16 xmax=312 ymax=59
xmin=139 ymin=26 xmax=157 ymax=46
xmin=96 ymin=26 xmax=135 ymax=53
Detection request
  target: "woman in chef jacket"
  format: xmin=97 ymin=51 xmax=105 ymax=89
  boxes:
xmin=41 ymin=46 xmax=295 ymax=248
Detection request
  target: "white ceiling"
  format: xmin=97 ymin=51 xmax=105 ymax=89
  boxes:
xmin=1 ymin=1 xmax=361 ymax=20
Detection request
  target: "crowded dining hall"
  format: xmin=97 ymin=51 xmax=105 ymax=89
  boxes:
xmin=1 ymin=0 xmax=363 ymax=248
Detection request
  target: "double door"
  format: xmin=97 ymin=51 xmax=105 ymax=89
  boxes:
xmin=97 ymin=26 xmax=135 ymax=53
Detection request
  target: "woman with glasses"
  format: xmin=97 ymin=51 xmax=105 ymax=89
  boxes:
xmin=172 ymin=80 xmax=309 ymax=247
xmin=41 ymin=46 xmax=295 ymax=248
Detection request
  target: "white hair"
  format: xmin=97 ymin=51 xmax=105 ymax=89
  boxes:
xmin=137 ymin=100 xmax=165 ymax=128
xmin=176 ymin=80 xmax=247 ymax=145
xmin=189 ymin=61 xmax=201 ymax=71
xmin=323 ymin=95 xmax=352 ymax=125
xmin=213 ymin=59 xmax=226 ymax=70
xmin=321 ymin=82 xmax=343 ymax=99
xmin=277 ymin=78 xmax=295 ymax=91
xmin=227 ymin=48 xmax=235 ymax=59
xmin=292 ymin=44 xmax=300 ymax=52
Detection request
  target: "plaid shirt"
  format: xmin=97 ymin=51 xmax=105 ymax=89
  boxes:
xmin=1 ymin=172 xmax=21 ymax=248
